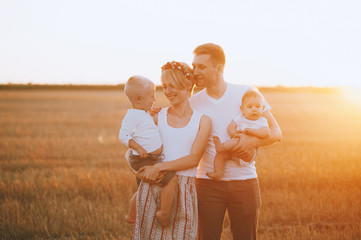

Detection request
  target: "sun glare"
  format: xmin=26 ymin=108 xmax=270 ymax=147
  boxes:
xmin=340 ymin=87 xmax=361 ymax=107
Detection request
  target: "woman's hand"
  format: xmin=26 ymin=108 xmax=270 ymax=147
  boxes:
xmin=138 ymin=164 xmax=163 ymax=184
xmin=136 ymin=168 xmax=145 ymax=180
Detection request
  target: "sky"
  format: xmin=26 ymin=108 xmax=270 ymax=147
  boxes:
xmin=0 ymin=0 xmax=360 ymax=87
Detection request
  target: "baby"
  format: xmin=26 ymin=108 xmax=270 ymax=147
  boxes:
xmin=207 ymin=89 xmax=270 ymax=180
xmin=119 ymin=75 xmax=177 ymax=227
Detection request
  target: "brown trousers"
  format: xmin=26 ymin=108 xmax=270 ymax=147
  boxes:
xmin=196 ymin=178 xmax=261 ymax=240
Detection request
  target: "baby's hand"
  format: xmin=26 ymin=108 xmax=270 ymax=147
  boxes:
xmin=233 ymin=130 xmax=243 ymax=138
xmin=243 ymin=128 xmax=251 ymax=135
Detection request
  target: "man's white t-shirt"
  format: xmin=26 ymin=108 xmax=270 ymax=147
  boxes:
xmin=190 ymin=83 xmax=270 ymax=180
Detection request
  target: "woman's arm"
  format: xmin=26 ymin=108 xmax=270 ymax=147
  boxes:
xmin=140 ymin=115 xmax=212 ymax=182
xmin=159 ymin=115 xmax=212 ymax=171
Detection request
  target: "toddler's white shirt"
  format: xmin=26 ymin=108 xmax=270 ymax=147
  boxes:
xmin=119 ymin=109 xmax=162 ymax=155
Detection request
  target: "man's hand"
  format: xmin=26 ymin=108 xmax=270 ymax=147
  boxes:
xmin=231 ymin=134 xmax=260 ymax=162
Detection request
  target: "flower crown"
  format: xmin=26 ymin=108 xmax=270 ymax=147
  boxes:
xmin=161 ymin=61 xmax=192 ymax=80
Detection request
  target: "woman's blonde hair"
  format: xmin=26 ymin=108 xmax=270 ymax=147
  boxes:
xmin=161 ymin=61 xmax=195 ymax=95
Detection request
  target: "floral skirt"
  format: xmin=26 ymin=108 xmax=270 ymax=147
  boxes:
xmin=133 ymin=175 xmax=198 ymax=240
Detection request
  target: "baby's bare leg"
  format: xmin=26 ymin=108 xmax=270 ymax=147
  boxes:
xmin=156 ymin=175 xmax=178 ymax=227
xmin=207 ymin=151 xmax=229 ymax=181
xmin=213 ymin=136 xmax=239 ymax=152
xmin=125 ymin=191 xmax=137 ymax=223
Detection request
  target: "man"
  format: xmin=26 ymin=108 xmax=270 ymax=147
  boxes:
xmin=190 ymin=43 xmax=282 ymax=240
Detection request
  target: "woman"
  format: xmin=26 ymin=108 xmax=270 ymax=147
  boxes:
xmin=133 ymin=61 xmax=211 ymax=239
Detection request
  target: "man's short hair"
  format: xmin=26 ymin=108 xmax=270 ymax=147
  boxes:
xmin=193 ymin=43 xmax=226 ymax=66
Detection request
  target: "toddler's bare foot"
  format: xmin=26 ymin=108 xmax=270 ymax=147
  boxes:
xmin=213 ymin=136 xmax=224 ymax=152
xmin=125 ymin=214 xmax=136 ymax=224
xmin=156 ymin=210 xmax=170 ymax=227
xmin=206 ymin=171 xmax=223 ymax=181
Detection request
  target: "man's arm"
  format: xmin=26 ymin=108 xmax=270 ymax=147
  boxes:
xmin=258 ymin=110 xmax=282 ymax=146
xmin=232 ymin=110 xmax=282 ymax=161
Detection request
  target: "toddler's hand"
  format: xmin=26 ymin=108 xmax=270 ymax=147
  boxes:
xmin=138 ymin=148 xmax=148 ymax=159
xmin=149 ymin=107 xmax=162 ymax=116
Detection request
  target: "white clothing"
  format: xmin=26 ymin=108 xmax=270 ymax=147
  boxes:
xmin=118 ymin=109 xmax=162 ymax=155
xmin=157 ymin=108 xmax=203 ymax=177
xmin=233 ymin=115 xmax=269 ymax=131
xmin=233 ymin=115 xmax=269 ymax=167
xmin=190 ymin=83 xmax=270 ymax=180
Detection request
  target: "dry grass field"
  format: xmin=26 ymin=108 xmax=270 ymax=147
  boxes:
xmin=1 ymin=88 xmax=361 ymax=239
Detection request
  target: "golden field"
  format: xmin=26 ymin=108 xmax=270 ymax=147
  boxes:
xmin=0 ymin=88 xmax=360 ymax=240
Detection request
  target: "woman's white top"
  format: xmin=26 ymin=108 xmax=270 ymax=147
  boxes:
xmin=158 ymin=107 xmax=203 ymax=177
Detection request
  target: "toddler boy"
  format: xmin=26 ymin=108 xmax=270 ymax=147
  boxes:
xmin=119 ymin=75 xmax=177 ymax=227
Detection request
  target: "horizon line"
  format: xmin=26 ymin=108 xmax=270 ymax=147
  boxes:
xmin=0 ymin=83 xmax=347 ymax=94
xmin=0 ymin=82 xmax=350 ymax=89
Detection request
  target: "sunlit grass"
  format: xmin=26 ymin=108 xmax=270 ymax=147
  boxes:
xmin=0 ymin=89 xmax=360 ymax=239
